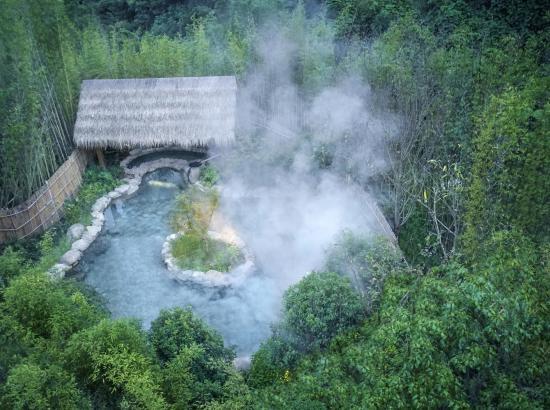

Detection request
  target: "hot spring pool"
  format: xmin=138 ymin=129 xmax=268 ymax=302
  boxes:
xmin=74 ymin=168 xmax=273 ymax=356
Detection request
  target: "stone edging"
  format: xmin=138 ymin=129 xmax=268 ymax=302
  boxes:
xmin=48 ymin=155 xmax=190 ymax=279
xmin=48 ymin=147 xmax=254 ymax=289
xmin=161 ymin=229 xmax=255 ymax=288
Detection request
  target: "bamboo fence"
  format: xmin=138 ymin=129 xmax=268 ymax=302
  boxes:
xmin=0 ymin=150 xmax=89 ymax=244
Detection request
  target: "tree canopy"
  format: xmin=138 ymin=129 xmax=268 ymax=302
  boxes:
xmin=0 ymin=0 xmax=548 ymax=408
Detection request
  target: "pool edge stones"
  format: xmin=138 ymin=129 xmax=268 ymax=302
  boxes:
xmin=161 ymin=229 xmax=256 ymax=288
xmin=49 ymin=155 xmax=191 ymax=280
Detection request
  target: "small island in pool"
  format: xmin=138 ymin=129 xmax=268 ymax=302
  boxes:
xmin=163 ymin=176 xmax=255 ymax=287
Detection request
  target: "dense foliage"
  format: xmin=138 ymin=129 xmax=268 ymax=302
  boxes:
xmin=0 ymin=266 xmax=241 ymax=409
xmin=171 ymin=233 xmax=244 ymax=273
xmin=64 ymin=165 xmax=122 ymax=226
xmin=0 ymin=166 xmax=120 ymax=285
xmin=0 ymin=0 xmax=548 ymax=408
xmin=0 ymin=0 xmax=79 ymax=207
xmin=246 ymin=232 xmax=549 ymax=408
xmin=169 ymin=183 xmax=243 ymax=272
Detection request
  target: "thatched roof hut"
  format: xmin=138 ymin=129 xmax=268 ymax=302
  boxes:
xmin=74 ymin=76 xmax=237 ymax=149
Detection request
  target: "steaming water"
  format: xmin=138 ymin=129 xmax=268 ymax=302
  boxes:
xmin=77 ymin=168 xmax=273 ymax=356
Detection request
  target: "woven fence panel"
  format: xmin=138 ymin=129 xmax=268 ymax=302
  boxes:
xmin=0 ymin=150 xmax=90 ymax=244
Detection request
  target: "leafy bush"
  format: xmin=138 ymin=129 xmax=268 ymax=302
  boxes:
xmin=0 ymin=314 xmax=34 ymax=384
xmin=199 ymin=164 xmax=220 ymax=187
xmin=150 ymin=308 xmax=238 ymax=407
xmin=171 ymin=232 xmax=244 ymax=272
xmin=64 ymin=166 xmax=121 ymax=226
xmin=281 ymin=271 xmax=364 ymax=351
xmin=0 ymin=247 xmax=27 ymax=287
xmin=1 ymin=363 xmax=91 ymax=409
xmin=65 ymin=319 xmax=166 ymax=409
xmin=3 ymin=273 xmax=106 ymax=342
xmin=150 ymin=307 xmax=233 ymax=364
xmin=34 ymin=230 xmax=71 ymax=273
xmin=326 ymin=233 xmax=406 ymax=311
xmin=248 ymin=270 xmax=366 ymax=381
xmin=466 ymin=80 xmax=550 ymax=249
xmin=248 ymin=335 xmax=300 ymax=388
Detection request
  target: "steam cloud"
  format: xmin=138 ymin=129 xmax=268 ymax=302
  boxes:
xmin=208 ymin=28 xmax=398 ymax=356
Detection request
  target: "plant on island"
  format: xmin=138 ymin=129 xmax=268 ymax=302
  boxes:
xmin=170 ymin=184 xmax=243 ymax=273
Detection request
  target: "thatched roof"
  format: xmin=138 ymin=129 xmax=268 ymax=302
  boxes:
xmin=74 ymin=76 xmax=237 ymax=149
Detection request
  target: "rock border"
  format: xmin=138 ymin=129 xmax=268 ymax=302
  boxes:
xmin=161 ymin=229 xmax=255 ymax=288
xmin=48 ymin=147 xmax=254 ymax=289
xmin=48 ymin=155 xmax=191 ymax=279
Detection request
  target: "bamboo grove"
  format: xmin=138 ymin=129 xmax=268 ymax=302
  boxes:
xmin=0 ymin=0 xmax=548 ymax=408
xmin=0 ymin=0 xmax=251 ymax=208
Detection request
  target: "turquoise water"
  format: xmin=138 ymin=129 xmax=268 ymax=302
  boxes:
xmin=75 ymin=168 xmax=273 ymax=356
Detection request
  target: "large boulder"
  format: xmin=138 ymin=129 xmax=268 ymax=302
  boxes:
xmin=60 ymin=249 xmax=82 ymax=266
xmin=83 ymin=225 xmax=101 ymax=242
xmin=72 ymin=238 xmax=92 ymax=252
xmin=126 ymin=182 xmax=140 ymax=196
xmin=67 ymin=223 xmax=85 ymax=242
xmin=108 ymin=190 xmax=122 ymax=199
xmin=115 ymin=184 xmax=130 ymax=195
xmin=91 ymin=196 xmax=110 ymax=213
xmin=91 ymin=211 xmax=105 ymax=223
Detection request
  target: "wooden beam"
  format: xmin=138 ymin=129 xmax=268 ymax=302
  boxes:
xmin=95 ymin=149 xmax=106 ymax=168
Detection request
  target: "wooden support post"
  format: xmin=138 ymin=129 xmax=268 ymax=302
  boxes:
xmin=96 ymin=149 xmax=106 ymax=168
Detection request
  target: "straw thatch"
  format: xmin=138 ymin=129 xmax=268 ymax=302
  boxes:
xmin=74 ymin=76 xmax=237 ymax=149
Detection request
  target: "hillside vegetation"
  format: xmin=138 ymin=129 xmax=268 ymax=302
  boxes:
xmin=0 ymin=0 xmax=548 ymax=408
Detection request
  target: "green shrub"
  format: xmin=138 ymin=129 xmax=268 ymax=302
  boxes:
xmin=65 ymin=319 xmax=166 ymax=409
xmin=150 ymin=307 xmax=233 ymax=364
xmin=64 ymin=166 xmax=121 ymax=226
xmin=248 ymin=271 xmax=366 ymax=400
xmin=33 ymin=230 xmax=70 ymax=273
xmin=281 ymin=271 xmax=364 ymax=351
xmin=326 ymin=233 xmax=406 ymax=311
xmin=0 ymin=247 xmax=28 ymax=287
xmin=199 ymin=164 xmax=220 ymax=187
xmin=0 ymin=314 xmax=34 ymax=384
xmin=3 ymin=273 xmax=106 ymax=342
xmin=171 ymin=232 xmax=243 ymax=272
xmin=1 ymin=363 xmax=91 ymax=409
xmin=248 ymin=336 xmax=300 ymax=388
xmin=466 ymin=81 xmax=550 ymax=250
xmin=150 ymin=308 xmax=238 ymax=407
